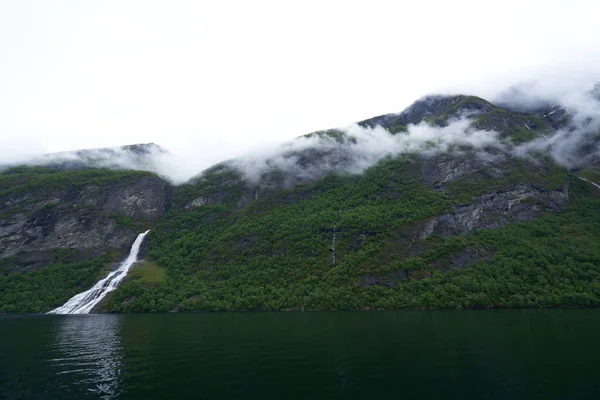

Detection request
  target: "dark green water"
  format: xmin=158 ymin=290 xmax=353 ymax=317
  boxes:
xmin=1 ymin=310 xmax=599 ymax=399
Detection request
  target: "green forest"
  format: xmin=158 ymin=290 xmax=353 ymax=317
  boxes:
xmin=100 ymin=159 xmax=600 ymax=312
xmin=1 ymin=92 xmax=599 ymax=313
xmin=2 ymin=153 xmax=597 ymax=313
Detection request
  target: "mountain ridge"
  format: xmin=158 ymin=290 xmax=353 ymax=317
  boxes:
xmin=2 ymin=89 xmax=600 ymax=313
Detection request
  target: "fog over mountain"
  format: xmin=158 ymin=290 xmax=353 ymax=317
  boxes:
xmin=1 ymin=1 xmax=600 ymax=181
xmin=5 ymin=76 xmax=599 ymax=186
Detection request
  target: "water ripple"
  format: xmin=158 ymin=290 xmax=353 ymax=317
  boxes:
xmin=46 ymin=315 xmax=123 ymax=399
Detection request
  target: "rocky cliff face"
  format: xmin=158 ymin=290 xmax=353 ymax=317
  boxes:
xmin=0 ymin=170 xmax=169 ymax=272
xmin=425 ymin=183 xmax=569 ymax=238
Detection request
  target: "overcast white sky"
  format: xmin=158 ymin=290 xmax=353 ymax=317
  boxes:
xmin=1 ymin=0 xmax=599 ymax=172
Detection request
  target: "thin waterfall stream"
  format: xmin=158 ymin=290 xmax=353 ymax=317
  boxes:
xmin=330 ymin=208 xmax=341 ymax=267
xmin=331 ymin=227 xmax=336 ymax=266
xmin=48 ymin=230 xmax=150 ymax=315
xmin=578 ymin=176 xmax=600 ymax=190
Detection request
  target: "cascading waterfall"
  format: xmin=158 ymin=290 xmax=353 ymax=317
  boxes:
xmin=48 ymin=230 xmax=150 ymax=315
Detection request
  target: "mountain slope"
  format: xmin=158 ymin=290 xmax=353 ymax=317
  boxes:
xmin=103 ymin=152 xmax=591 ymax=312
xmin=1 ymin=92 xmax=600 ymax=313
xmin=0 ymin=167 xmax=170 ymax=312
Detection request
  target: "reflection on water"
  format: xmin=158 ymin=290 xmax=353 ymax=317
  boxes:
xmin=48 ymin=315 xmax=122 ymax=399
xmin=3 ymin=310 xmax=599 ymax=399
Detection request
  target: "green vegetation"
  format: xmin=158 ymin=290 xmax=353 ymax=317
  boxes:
xmin=423 ymin=95 xmax=493 ymax=127
xmin=579 ymin=167 xmax=600 ymax=182
xmin=2 ymin=95 xmax=599 ymax=314
xmin=388 ymin=124 xmax=408 ymax=134
xmin=0 ymin=167 xmax=154 ymax=195
xmin=0 ymin=165 xmax=60 ymax=175
xmin=96 ymin=156 xmax=599 ymax=313
xmin=474 ymin=108 xmax=553 ymax=144
xmin=4 ymin=151 xmax=596 ymax=314
xmin=0 ymin=252 xmax=119 ymax=313
xmin=0 ymin=165 xmax=162 ymax=313
xmin=302 ymin=129 xmax=348 ymax=143
xmin=127 ymin=261 xmax=166 ymax=283
xmin=446 ymin=156 xmax=569 ymax=204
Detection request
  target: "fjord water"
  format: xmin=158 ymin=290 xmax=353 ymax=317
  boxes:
xmin=1 ymin=310 xmax=599 ymax=399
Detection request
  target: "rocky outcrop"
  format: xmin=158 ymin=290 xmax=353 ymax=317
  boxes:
xmin=99 ymin=175 xmax=168 ymax=220
xmin=431 ymin=247 xmax=494 ymax=271
xmin=422 ymin=183 xmax=569 ymax=238
xmin=419 ymin=151 xmax=507 ymax=188
xmin=0 ymin=173 xmax=169 ymax=271
xmin=184 ymin=196 xmax=214 ymax=209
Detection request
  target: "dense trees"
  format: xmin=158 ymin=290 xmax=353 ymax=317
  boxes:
xmin=2 ymin=158 xmax=599 ymax=313
xmin=102 ymin=159 xmax=600 ymax=312
xmin=0 ymin=252 xmax=117 ymax=313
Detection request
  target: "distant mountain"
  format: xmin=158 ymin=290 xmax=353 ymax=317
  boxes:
xmin=2 ymin=87 xmax=600 ymax=313
xmin=39 ymin=142 xmax=166 ymax=171
xmin=0 ymin=143 xmax=166 ymax=174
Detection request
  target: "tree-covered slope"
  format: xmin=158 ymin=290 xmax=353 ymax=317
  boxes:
xmin=100 ymin=152 xmax=599 ymax=312
xmin=2 ymin=93 xmax=600 ymax=313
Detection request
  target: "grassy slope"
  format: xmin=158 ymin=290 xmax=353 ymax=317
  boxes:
xmin=128 ymin=261 xmax=166 ymax=283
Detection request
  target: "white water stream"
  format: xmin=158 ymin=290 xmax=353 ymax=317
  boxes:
xmin=578 ymin=176 xmax=600 ymax=190
xmin=48 ymin=230 xmax=150 ymax=314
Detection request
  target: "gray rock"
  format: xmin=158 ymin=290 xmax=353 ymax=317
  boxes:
xmin=0 ymin=174 xmax=169 ymax=271
xmin=431 ymin=183 xmax=569 ymax=236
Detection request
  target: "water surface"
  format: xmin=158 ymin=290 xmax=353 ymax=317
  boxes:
xmin=1 ymin=310 xmax=599 ymax=399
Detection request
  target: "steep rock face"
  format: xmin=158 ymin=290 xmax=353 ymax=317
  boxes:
xmin=426 ymin=183 xmax=569 ymax=237
xmin=0 ymin=171 xmax=169 ymax=271
xmin=99 ymin=175 xmax=168 ymax=220
xmin=419 ymin=151 xmax=507 ymax=188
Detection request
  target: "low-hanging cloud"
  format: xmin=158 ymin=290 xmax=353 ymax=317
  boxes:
xmin=3 ymin=78 xmax=600 ymax=186
xmin=227 ymin=81 xmax=600 ymax=185
xmin=511 ymin=83 xmax=600 ymax=168
xmin=228 ymin=118 xmax=503 ymax=185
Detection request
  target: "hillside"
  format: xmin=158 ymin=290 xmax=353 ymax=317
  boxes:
xmin=2 ymin=93 xmax=600 ymax=313
xmin=0 ymin=167 xmax=169 ymax=311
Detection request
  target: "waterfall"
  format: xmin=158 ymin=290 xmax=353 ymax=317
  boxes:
xmin=331 ymin=227 xmax=337 ymax=266
xmin=330 ymin=208 xmax=341 ymax=267
xmin=578 ymin=176 xmax=600 ymax=190
xmin=48 ymin=230 xmax=150 ymax=315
